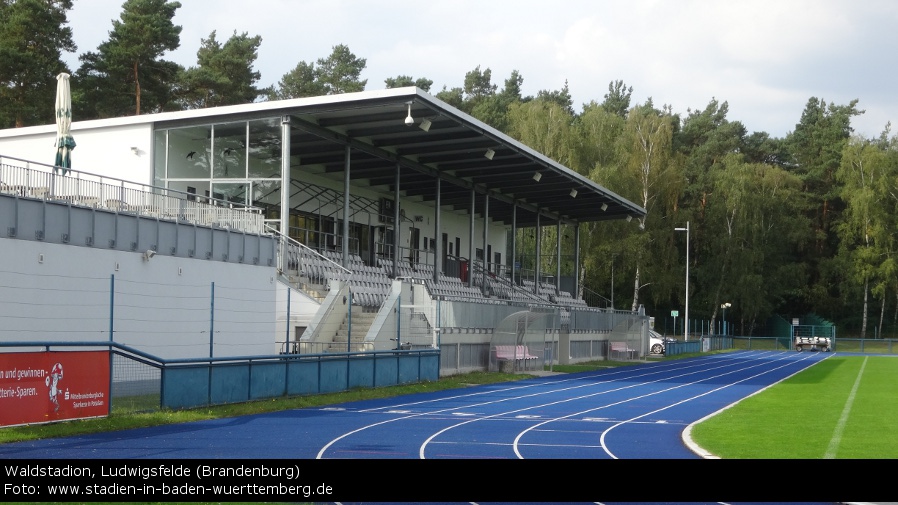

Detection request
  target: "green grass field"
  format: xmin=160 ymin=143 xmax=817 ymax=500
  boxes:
xmin=689 ymin=354 xmax=898 ymax=458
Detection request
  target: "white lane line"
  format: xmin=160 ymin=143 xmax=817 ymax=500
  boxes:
xmin=511 ymin=353 xmax=803 ymax=459
xmin=682 ymin=352 xmax=834 ymax=458
xmin=824 ymin=356 xmax=867 ymax=459
xmin=510 ymin=352 xmax=821 ymax=459
xmin=318 ymin=353 xmax=755 ymax=458
xmin=419 ymin=353 xmax=792 ymax=459
xmin=599 ymin=353 xmax=824 ymax=459
xmin=355 ymin=355 xmax=723 ymax=414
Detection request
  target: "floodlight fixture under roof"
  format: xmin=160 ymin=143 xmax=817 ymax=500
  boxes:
xmin=404 ymin=102 xmax=414 ymax=126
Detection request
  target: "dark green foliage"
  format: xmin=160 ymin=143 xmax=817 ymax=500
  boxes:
xmin=0 ymin=0 xmax=75 ymax=127
xmin=178 ymin=30 xmax=266 ymax=109
xmin=74 ymin=0 xmax=182 ymax=118
xmin=600 ymin=79 xmax=633 ymax=118
xmin=536 ymin=79 xmax=574 ymax=116
xmin=268 ymin=44 xmax=366 ymax=99
xmin=462 ymin=65 xmax=497 ymax=105
xmin=470 ymin=70 xmax=530 ymax=132
xmin=384 ymin=75 xmax=433 ymax=92
xmin=783 ymin=98 xmax=865 ymax=315
xmin=434 ymin=85 xmax=464 ymax=109
xmin=268 ymin=60 xmax=324 ymax=100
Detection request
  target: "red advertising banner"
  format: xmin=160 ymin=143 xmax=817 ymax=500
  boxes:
xmin=0 ymin=350 xmax=110 ymax=427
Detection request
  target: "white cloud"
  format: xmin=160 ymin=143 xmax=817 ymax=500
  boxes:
xmin=61 ymin=0 xmax=898 ymax=139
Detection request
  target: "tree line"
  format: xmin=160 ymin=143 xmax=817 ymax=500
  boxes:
xmin=3 ymin=0 xmax=897 ymax=337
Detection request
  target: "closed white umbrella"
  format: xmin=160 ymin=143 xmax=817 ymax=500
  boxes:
xmin=54 ymin=72 xmax=76 ymax=175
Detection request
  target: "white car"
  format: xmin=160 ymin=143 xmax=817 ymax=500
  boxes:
xmin=650 ymin=331 xmax=677 ymax=354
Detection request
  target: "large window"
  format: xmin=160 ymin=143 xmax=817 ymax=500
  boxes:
xmin=163 ymin=126 xmax=212 ymax=179
xmin=211 ymin=182 xmax=248 ymax=205
xmin=247 ymin=118 xmax=282 ymax=178
xmin=287 ymin=213 xmax=320 ymax=248
xmin=154 ymin=118 xmax=283 ymax=210
xmin=212 ymin=122 xmax=245 ymax=179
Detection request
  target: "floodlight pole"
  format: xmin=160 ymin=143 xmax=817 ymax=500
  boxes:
xmin=674 ymin=221 xmax=690 ymax=341
xmin=721 ymin=302 xmax=731 ymax=336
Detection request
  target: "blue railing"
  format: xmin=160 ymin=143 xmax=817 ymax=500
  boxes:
xmin=0 ymin=341 xmax=439 ymax=411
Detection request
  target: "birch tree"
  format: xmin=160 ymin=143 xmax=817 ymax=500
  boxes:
xmin=602 ymin=102 xmax=680 ymax=311
xmin=836 ymin=134 xmax=893 ymax=338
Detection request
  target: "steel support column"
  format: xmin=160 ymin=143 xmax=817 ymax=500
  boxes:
xmin=393 ymin=164 xmax=401 ymax=278
xmin=468 ymin=188 xmax=475 ymax=288
xmin=342 ymin=145 xmax=350 ymax=268
xmin=482 ymin=192 xmax=489 ymax=295
xmin=433 ymin=176 xmax=442 ymax=284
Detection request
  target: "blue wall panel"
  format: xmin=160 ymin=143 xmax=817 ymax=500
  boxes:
xmin=347 ymin=356 xmax=375 ymax=389
xmin=211 ymin=365 xmax=250 ymax=404
xmin=287 ymin=360 xmax=319 ymax=395
xmin=250 ymin=362 xmax=287 ymax=399
xmin=420 ymin=355 xmax=440 ymax=381
xmin=159 ymin=351 xmax=441 ymax=409
xmin=397 ymin=355 xmax=421 ymax=384
xmin=374 ymin=356 xmax=399 ymax=387
xmin=318 ymin=359 xmax=348 ymax=393
xmin=163 ymin=366 xmax=210 ymax=409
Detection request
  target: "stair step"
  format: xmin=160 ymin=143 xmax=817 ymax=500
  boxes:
xmin=333 ymin=334 xmax=366 ymax=343
xmin=326 ymin=343 xmax=367 ymax=352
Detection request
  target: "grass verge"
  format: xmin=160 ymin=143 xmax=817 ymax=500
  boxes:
xmin=689 ymin=355 xmax=898 ymax=458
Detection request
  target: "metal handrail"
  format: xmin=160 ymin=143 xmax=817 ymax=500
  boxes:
xmin=264 ymin=224 xmax=351 ymax=277
xmin=0 ymin=154 xmax=265 ymax=234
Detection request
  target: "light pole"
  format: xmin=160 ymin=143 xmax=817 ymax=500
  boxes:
xmin=610 ymin=254 xmax=615 ymax=310
xmin=721 ymin=302 xmax=731 ymax=336
xmin=674 ymin=221 xmax=690 ymax=341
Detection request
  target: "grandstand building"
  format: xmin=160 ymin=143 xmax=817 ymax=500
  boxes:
xmin=0 ymin=87 xmax=648 ymax=375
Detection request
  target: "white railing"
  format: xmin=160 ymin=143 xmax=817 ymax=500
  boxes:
xmin=0 ymin=155 xmax=265 ymax=234
xmin=264 ymin=224 xmax=351 ymax=280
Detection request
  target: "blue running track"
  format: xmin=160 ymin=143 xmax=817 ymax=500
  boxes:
xmin=1 ymin=351 xmax=832 ymax=460
xmin=3 ymin=350 xmax=876 ymax=502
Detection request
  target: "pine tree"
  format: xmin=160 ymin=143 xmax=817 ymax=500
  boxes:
xmin=0 ymin=0 xmax=76 ymax=127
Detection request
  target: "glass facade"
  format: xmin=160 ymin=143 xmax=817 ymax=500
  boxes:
xmin=153 ymin=117 xmax=284 ymax=226
xmin=150 ymin=115 xmax=504 ymax=269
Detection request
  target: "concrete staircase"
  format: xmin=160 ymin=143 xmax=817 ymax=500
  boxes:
xmin=280 ymin=270 xmax=329 ymax=304
xmin=304 ymin=281 xmax=329 ymax=304
xmin=328 ymin=310 xmax=377 ymax=352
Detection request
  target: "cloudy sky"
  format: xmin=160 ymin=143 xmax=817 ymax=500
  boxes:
xmin=62 ymin=0 xmax=898 ymax=139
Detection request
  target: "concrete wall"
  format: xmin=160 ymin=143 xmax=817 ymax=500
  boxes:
xmin=0 ymin=196 xmax=283 ymax=360
xmin=0 ymin=122 xmax=154 ymax=184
